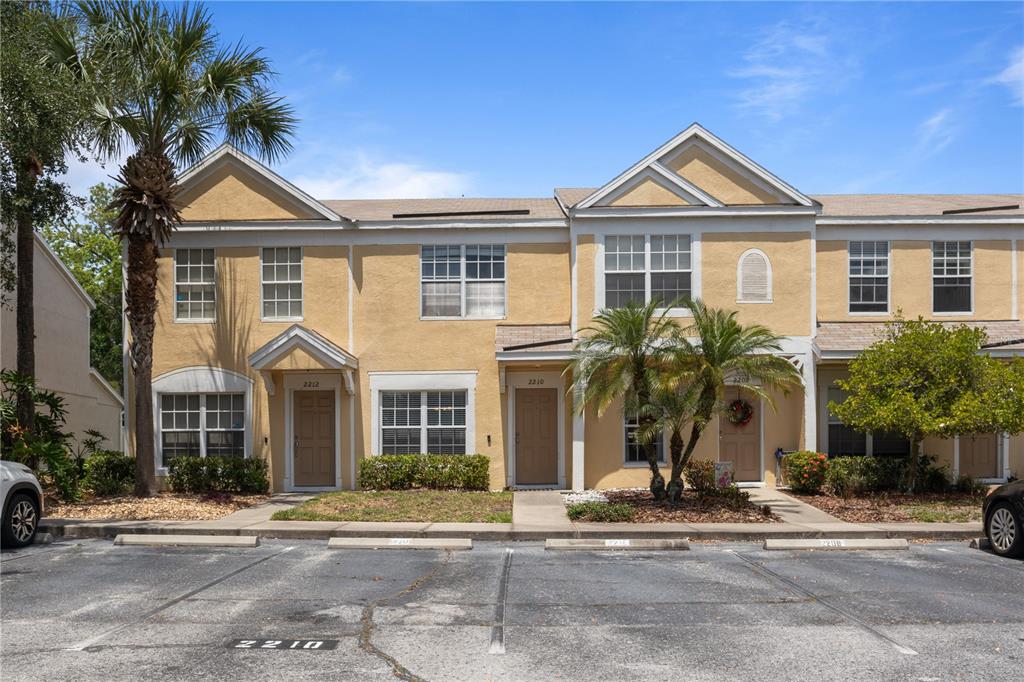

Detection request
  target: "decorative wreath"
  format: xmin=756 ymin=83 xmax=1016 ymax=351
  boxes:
xmin=726 ymin=399 xmax=753 ymax=427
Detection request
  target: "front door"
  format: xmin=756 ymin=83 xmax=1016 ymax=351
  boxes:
xmin=960 ymin=433 xmax=998 ymax=479
xmin=719 ymin=387 xmax=761 ymax=482
xmin=515 ymin=388 xmax=558 ymax=486
xmin=293 ymin=390 xmax=336 ymax=487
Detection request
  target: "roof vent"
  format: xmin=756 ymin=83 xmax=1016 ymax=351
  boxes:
xmin=941 ymin=204 xmax=1019 ymax=215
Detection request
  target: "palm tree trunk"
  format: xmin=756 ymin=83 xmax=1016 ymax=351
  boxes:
xmin=14 ymin=168 xmax=36 ymax=433
xmin=126 ymin=233 xmax=158 ymax=497
xmin=666 ymin=430 xmax=685 ymax=502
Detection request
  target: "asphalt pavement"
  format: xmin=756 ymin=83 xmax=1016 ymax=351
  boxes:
xmin=1 ymin=538 xmax=1021 ymax=681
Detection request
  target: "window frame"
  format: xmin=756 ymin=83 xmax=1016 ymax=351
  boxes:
xmin=847 ymin=240 xmax=890 ymax=315
xmin=260 ymin=246 xmax=304 ymax=322
xmin=158 ymin=392 xmax=247 ymax=467
xmin=931 ymin=240 xmax=973 ymax=315
xmin=378 ymin=389 xmax=469 ymax=455
xmin=736 ymin=248 xmax=773 ymax=304
xmin=419 ymin=244 xmax=507 ymax=320
xmin=623 ymin=411 xmax=667 ymax=467
xmin=173 ymin=248 xmax=216 ymax=323
xmin=601 ymin=233 xmax=694 ymax=314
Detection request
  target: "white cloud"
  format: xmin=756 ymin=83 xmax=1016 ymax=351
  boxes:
xmin=290 ymin=151 xmax=473 ymax=199
xmin=916 ymin=108 xmax=957 ymax=156
xmin=987 ymin=45 xmax=1024 ymax=106
xmin=331 ymin=66 xmax=352 ymax=84
xmin=55 ymin=152 xmax=126 ymax=200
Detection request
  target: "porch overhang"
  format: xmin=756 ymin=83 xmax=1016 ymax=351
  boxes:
xmin=815 ymin=320 xmax=1024 ymax=359
xmin=495 ymin=324 xmax=574 ymax=393
xmin=248 ymin=324 xmax=358 ymax=395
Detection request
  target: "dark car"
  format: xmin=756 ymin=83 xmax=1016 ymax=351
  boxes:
xmin=983 ymin=480 xmax=1024 ymax=558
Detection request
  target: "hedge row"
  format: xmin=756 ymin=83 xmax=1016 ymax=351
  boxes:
xmin=167 ymin=456 xmax=269 ymax=494
xmin=358 ymin=454 xmax=490 ymax=491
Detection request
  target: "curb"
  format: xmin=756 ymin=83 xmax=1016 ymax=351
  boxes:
xmin=113 ymin=534 xmax=260 ymax=548
xmin=327 ymin=537 xmax=472 ymax=550
xmin=763 ymin=538 xmax=909 ymax=551
xmin=546 ymin=538 xmax=690 ymax=551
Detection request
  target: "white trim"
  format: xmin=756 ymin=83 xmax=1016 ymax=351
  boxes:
xmin=368 ymin=372 xmax=477 ymax=456
xmin=1011 ymin=239 xmax=1018 ymax=320
xmin=496 ymin=351 xmax=575 ymax=362
xmin=593 ymin=165 xmax=721 ymax=208
xmin=571 ymin=409 xmax=585 ymax=491
xmin=34 ymin=235 xmax=94 ymax=310
xmin=260 ymin=246 xmax=304 ymax=323
xmin=809 ymin=226 xmax=817 ymax=337
xmin=349 ymin=388 xmax=357 ymax=490
xmin=506 ymin=371 xmax=566 ymax=488
xmin=736 ymin=248 xmax=773 ymax=303
xmin=570 ymin=229 xmax=579 ymax=334
xmin=817 ymin=216 xmax=1024 ymax=226
xmin=1002 ymin=433 xmax=1012 ymax=480
xmin=574 ymin=206 xmax=815 ymax=219
xmin=151 ymin=367 xmax=254 ymax=476
xmin=177 ymin=143 xmax=342 ymax=222
xmin=249 ymin=324 xmax=357 ymax=371
xmin=348 ymin=244 xmax=356 ymax=350
xmin=649 ymin=162 xmax=724 ymax=207
xmin=283 ymin=373 xmax=342 ymax=491
xmin=953 ymin=436 xmax=960 ymax=479
xmin=89 ymin=369 xmax=124 ymax=407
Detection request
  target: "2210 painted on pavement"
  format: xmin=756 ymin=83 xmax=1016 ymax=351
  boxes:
xmin=228 ymin=639 xmax=339 ymax=651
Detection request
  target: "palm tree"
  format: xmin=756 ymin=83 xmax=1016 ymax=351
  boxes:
xmin=662 ymin=299 xmax=802 ymax=501
xmin=635 ymin=379 xmax=700 ymax=502
xmin=568 ymin=300 xmax=682 ymax=499
xmin=45 ymin=1 xmax=296 ymax=495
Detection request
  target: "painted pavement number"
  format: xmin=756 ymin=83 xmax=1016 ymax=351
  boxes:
xmin=229 ymin=639 xmax=339 ymax=651
xmin=819 ymin=539 xmax=847 ymax=548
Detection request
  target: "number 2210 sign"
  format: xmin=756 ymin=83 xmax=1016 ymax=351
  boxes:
xmin=229 ymin=639 xmax=338 ymax=650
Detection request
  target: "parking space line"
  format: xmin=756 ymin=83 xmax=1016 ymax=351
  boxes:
xmin=64 ymin=546 xmax=294 ymax=652
xmin=488 ymin=548 xmax=514 ymax=655
xmin=728 ymin=550 xmax=919 ymax=656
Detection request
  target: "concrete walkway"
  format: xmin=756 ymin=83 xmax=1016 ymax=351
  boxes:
xmin=512 ymin=490 xmax=573 ymax=537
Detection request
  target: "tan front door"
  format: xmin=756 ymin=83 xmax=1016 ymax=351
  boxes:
xmin=515 ymin=388 xmax=558 ymax=486
xmin=293 ymin=390 xmax=336 ymax=487
xmin=960 ymin=433 xmax=998 ymax=478
xmin=719 ymin=387 xmax=761 ymax=482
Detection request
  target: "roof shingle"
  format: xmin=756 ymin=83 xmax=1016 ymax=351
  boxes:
xmin=816 ymin=320 xmax=1024 ymax=353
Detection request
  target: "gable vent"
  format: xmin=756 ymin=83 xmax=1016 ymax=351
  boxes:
xmin=737 ymin=249 xmax=772 ymax=303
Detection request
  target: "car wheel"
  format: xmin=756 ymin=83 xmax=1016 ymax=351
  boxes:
xmin=986 ymin=502 xmax=1023 ymax=558
xmin=1 ymin=492 xmax=39 ymax=549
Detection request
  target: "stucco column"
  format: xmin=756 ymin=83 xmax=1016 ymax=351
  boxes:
xmin=802 ymin=352 xmax=817 ymax=452
xmin=571 ymin=410 xmax=585 ymax=491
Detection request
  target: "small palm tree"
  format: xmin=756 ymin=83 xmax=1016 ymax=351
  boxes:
xmin=568 ymin=300 xmax=682 ymax=499
xmin=635 ymin=380 xmax=700 ymax=501
xmin=663 ymin=299 xmax=802 ymax=500
xmin=46 ymin=1 xmax=296 ymax=495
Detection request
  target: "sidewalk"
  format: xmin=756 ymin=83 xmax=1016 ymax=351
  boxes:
xmin=39 ymin=489 xmax=982 ymax=541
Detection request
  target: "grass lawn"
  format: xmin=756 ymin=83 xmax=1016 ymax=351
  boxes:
xmin=271 ymin=490 xmax=513 ymax=523
xmin=794 ymin=492 xmax=986 ymax=523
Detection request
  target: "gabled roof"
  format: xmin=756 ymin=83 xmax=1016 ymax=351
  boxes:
xmin=178 ymin=143 xmax=343 ymax=221
xmin=321 ymin=197 xmax=566 ymax=222
xmin=248 ymin=324 xmax=358 ymax=370
xmin=35 ymin=235 xmax=94 ymax=310
xmin=574 ymin=123 xmax=814 ymax=209
xmin=813 ymin=194 xmax=1024 ymax=217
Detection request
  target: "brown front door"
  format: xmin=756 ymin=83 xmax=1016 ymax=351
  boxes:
xmin=960 ymin=433 xmax=998 ymax=478
xmin=719 ymin=387 xmax=761 ymax=482
xmin=293 ymin=390 xmax=335 ymax=487
xmin=515 ymin=388 xmax=558 ymax=486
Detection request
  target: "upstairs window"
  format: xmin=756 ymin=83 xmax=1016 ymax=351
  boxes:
xmin=174 ymin=249 xmax=215 ymax=321
xmin=380 ymin=390 xmax=467 ymax=454
xmin=932 ymin=241 xmax=972 ymax=313
xmin=737 ymin=249 xmax=772 ymax=303
xmin=605 ymin=234 xmax=692 ymax=309
xmin=849 ymin=241 xmax=889 ymax=313
xmin=261 ymin=247 xmax=303 ymax=320
xmin=421 ymin=245 xmax=506 ymax=318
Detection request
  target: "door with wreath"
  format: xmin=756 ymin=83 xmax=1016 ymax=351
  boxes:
xmin=719 ymin=387 xmax=761 ymax=482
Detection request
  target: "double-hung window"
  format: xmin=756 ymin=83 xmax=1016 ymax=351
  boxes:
xmin=605 ymin=234 xmax=692 ymax=309
xmin=159 ymin=393 xmax=245 ymax=466
xmin=827 ymin=386 xmax=909 ymax=457
xmin=261 ymin=247 xmax=303 ymax=320
xmin=624 ymin=413 xmax=665 ymax=464
xmin=932 ymin=241 xmax=972 ymax=313
xmin=421 ymin=245 xmax=506 ymax=318
xmin=174 ymin=249 xmax=215 ymax=321
xmin=849 ymin=241 xmax=889 ymax=313
xmin=380 ymin=390 xmax=467 ymax=454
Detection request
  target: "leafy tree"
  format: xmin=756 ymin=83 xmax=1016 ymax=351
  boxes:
xmin=42 ymin=183 xmax=122 ymax=388
xmin=0 ymin=1 xmax=92 ymax=431
xmin=830 ymin=317 xmax=1024 ymax=491
xmin=45 ymin=1 xmax=296 ymax=495
xmin=569 ymin=300 xmax=682 ymax=499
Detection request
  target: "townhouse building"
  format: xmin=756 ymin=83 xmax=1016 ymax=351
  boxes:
xmin=126 ymin=124 xmax=1024 ymax=492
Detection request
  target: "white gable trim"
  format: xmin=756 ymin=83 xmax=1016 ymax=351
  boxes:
xmin=576 ymin=123 xmax=813 ymax=209
xmin=177 ymin=143 xmax=343 ymax=222
xmin=593 ymin=165 xmax=723 ymax=208
xmin=649 ymin=162 xmax=724 ymax=207
xmin=89 ymin=368 xmax=124 ymax=406
xmin=249 ymin=324 xmax=358 ymax=372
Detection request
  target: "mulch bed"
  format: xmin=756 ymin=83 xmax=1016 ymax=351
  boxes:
xmin=603 ymin=489 xmax=781 ymax=523
xmin=792 ymin=492 xmax=985 ymax=523
xmin=46 ymin=492 xmax=269 ymax=521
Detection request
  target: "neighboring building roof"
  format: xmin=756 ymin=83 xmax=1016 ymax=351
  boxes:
xmin=35 ymin=235 xmax=95 ymax=310
xmin=495 ymin=324 xmax=574 ymax=353
xmin=89 ymin=369 xmax=124 ymax=407
xmin=816 ymin=320 xmax=1024 ymax=353
xmin=321 ymin=198 xmax=567 ymax=222
xmin=812 ymin=194 xmax=1024 ymax=217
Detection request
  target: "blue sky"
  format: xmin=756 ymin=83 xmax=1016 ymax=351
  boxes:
xmin=64 ymin=1 xmax=1024 ymax=199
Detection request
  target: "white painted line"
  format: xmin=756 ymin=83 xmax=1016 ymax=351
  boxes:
xmin=113 ymin=534 xmax=260 ymax=548
xmin=545 ymin=538 xmax=690 ymax=551
xmin=763 ymin=538 xmax=908 ymax=551
xmin=327 ymin=537 xmax=472 ymax=550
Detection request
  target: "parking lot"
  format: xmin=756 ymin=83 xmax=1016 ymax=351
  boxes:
xmin=1 ymin=538 xmax=1022 ymax=681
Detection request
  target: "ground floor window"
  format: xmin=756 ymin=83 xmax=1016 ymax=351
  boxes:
xmin=380 ymin=390 xmax=467 ymax=455
xmin=624 ymin=413 xmax=665 ymax=464
xmin=827 ymin=387 xmax=909 ymax=456
xmin=160 ymin=393 xmax=245 ymax=466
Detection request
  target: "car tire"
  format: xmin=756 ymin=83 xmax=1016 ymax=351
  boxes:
xmin=1 ymin=492 xmax=40 ymax=549
xmin=986 ymin=501 xmax=1023 ymax=558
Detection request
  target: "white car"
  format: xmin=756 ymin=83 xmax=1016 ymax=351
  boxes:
xmin=1 ymin=461 xmax=43 ymax=548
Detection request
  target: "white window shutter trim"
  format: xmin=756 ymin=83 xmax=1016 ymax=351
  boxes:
xmin=738 ymin=250 xmax=771 ymax=302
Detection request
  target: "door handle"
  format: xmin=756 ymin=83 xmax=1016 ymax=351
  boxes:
xmin=293 ymin=438 xmax=299 ymax=455
xmin=515 ymin=432 xmax=520 ymax=445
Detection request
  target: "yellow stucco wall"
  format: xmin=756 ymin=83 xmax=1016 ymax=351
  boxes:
xmin=178 ymin=163 xmax=320 ymax=222
xmin=701 ymin=232 xmax=812 ymax=336
xmin=816 ymin=239 xmax=1015 ymax=321
xmin=664 ymin=146 xmax=779 ymax=205
xmin=607 ymin=177 xmax=689 ymax=207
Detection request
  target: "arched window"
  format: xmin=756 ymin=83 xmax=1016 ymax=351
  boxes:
xmin=737 ymin=249 xmax=772 ymax=303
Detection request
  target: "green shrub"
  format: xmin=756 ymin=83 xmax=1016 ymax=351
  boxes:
xmin=683 ymin=460 xmax=716 ymax=496
xmin=953 ymin=474 xmax=988 ymax=496
xmin=784 ymin=451 xmax=829 ymax=494
xmin=565 ymin=501 xmax=636 ymax=522
xmin=84 ymin=450 xmax=134 ymax=496
xmin=825 ymin=454 xmax=954 ymax=496
xmin=167 ymin=456 xmax=269 ymax=494
xmin=358 ymin=454 xmax=490 ymax=491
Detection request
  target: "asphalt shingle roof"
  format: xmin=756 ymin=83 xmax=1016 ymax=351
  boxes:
xmin=816 ymin=320 xmax=1024 ymax=352
xmin=495 ymin=325 xmax=573 ymax=353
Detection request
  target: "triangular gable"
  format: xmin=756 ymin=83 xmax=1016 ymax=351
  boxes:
xmin=577 ymin=123 xmax=813 ymax=209
xmin=595 ymin=165 xmax=722 ymax=207
xmin=249 ymin=324 xmax=357 ymax=371
xmin=177 ymin=144 xmax=342 ymax=222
